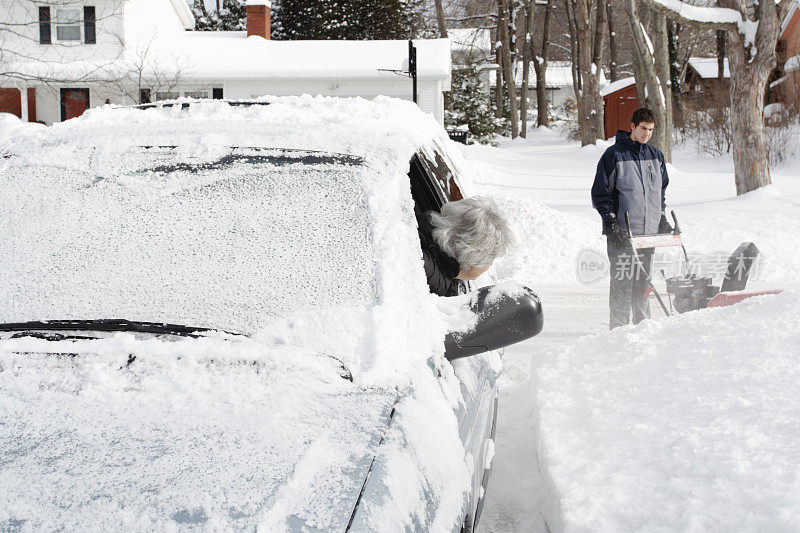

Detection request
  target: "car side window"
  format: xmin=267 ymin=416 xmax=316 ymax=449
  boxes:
xmin=408 ymin=153 xmax=446 ymax=218
xmin=408 ymin=152 xmax=470 ymax=295
xmin=417 ymin=147 xmax=464 ymax=202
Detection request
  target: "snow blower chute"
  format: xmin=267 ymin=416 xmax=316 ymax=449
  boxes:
xmin=624 ymin=211 xmax=782 ymax=316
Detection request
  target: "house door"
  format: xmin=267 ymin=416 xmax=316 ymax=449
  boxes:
xmin=60 ymin=88 xmax=90 ymax=121
xmin=0 ymin=88 xmax=22 ymax=118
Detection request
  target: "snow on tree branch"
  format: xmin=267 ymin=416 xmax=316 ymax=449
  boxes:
xmin=647 ymin=0 xmax=740 ymax=29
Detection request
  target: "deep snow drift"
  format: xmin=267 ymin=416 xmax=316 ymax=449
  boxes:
xmin=535 ymin=291 xmax=800 ymax=531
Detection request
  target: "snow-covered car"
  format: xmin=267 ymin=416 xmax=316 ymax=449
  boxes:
xmin=0 ymin=97 xmax=542 ymax=531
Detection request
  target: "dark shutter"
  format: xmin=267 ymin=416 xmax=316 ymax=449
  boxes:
xmin=39 ymin=6 xmax=51 ymax=44
xmin=212 ymin=88 xmax=223 ymax=99
xmin=140 ymin=89 xmax=151 ymax=104
xmin=84 ymin=6 xmax=96 ymax=44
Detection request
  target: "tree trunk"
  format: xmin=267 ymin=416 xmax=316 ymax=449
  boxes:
xmin=625 ymin=0 xmax=672 ymax=159
xmin=607 ymin=0 xmax=620 ymax=82
xmin=573 ymin=0 xmax=605 ymax=145
xmin=641 ymin=0 xmax=789 ymax=193
xmin=592 ymin=0 xmax=607 ymax=140
xmin=497 ymin=0 xmax=519 ymax=138
xmin=434 ymin=0 xmax=448 ymax=38
xmin=565 ymin=0 xmax=582 ymax=111
xmin=651 ymin=11 xmax=673 ymax=161
xmin=495 ymin=29 xmax=503 ymax=118
xmin=726 ymin=29 xmax=773 ymax=194
xmin=668 ymin=21 xmax=683 ymax=128
xmin=535 ymin=0 xmax=554 ymax=126
xmin=716 ymin=30 xmax=726 ymax=80
xmin=520 ymin=1 xmax=535 ymax=137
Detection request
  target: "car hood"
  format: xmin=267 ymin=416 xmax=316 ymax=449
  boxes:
xmin=0 ymin=339 xmax=396 ymax=531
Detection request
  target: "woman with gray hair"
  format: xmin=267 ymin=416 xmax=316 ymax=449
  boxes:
xmin=418 ymin=196 xmax=513 ymax=296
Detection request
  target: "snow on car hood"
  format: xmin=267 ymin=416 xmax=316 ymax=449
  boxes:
xmin=0 ymin=333 xmax=396 ymax=531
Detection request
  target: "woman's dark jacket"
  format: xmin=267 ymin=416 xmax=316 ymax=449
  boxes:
xmin=418 ymin=211 xmax=460 ymax=297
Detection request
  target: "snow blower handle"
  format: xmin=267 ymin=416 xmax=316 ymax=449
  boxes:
xmin=670 ymin=210 xmax=690 ymax=263
xmin=670 ymin=210 xmax=681 ymax=235
xmin=624 ymin=211 xmax=672 ymax=317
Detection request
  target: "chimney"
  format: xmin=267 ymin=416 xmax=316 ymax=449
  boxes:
xmin=246 ymin=0 xmax=271 ymax=40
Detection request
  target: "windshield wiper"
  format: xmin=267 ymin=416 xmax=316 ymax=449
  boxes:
xmin=0 ymin=319 xmax=240 ymax=338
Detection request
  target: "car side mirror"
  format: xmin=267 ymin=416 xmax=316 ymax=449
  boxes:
xmin=444 ymin=284 xmax=543 ymax=361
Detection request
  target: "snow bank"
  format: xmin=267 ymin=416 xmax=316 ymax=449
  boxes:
xmin=0 ymin=112 xmax=45 ymax=145
xmin=490 ymin=194 xmax=603 ymax=286
xmin=533 ymin=291 xmax=800 ymax=532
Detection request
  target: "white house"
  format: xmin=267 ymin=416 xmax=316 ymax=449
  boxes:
xmin=0 ymin=0 xmax=452 ymax=124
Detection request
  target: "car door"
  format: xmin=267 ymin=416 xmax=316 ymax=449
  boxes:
xmin=407 ymin=146 xmax=500 ymax=531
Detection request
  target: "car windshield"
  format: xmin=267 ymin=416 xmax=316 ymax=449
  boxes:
xmin=0 ymin=147 xmax=378 ymax=334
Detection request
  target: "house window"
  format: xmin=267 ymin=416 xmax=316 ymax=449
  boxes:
xmin=39 ymin=6 xmax=51 ymax=44
xmin=56 ymin=9 xmax=81 ymax=41
xmin=84 ymin=6 xmax=96 ymax=44
xmin=184 ymin=91 xmax=208 ymax=99
xmin=155 ymin=91 xmax=179 ymax=101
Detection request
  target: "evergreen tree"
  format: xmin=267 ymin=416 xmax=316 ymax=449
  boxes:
xmin=445 ymin=63 xmax=502 ymax=145
xmin=190 ymin=0 xmax=246 ymax=31
xmin=218 ymin=0 xmax=247 ymax=30
xmin=273 ymin=0 xmax=428 ymax=40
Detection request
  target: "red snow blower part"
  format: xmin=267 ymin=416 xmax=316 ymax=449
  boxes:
xmin=624 ymin=211 xmax=782 ymax=316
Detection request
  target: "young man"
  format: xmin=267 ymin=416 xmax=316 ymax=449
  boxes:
xmin=591 ymin=107 xmax=673 ymax=329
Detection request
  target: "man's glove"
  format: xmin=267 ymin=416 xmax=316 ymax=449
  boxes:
xmin=658 ymin=214 xmax=674 ymax=234
xmin=603 ymin=218 xmax=628 ymax=242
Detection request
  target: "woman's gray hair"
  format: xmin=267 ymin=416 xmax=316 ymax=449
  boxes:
xmin=429 ymin=196 xmax=513 ymax=269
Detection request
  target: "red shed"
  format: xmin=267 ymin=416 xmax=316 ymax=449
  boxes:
xmin=602 ymin=77 xmax=640 ymax=139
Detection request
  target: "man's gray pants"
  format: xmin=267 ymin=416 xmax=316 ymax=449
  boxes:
xmin=607 ymin=238 xmax=654 ymax=330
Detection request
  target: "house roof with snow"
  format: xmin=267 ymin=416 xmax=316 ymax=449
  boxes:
xmin=8 ymin=35 xmax=451 ymax=83
xmin=687 ymin=57 xmax=730 ymax=79
xmin=600 ymin=77 xmax=636 ymax=97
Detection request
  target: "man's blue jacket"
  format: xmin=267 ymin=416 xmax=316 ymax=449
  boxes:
xmin=591 ymin=130 xmax=669 ymax=236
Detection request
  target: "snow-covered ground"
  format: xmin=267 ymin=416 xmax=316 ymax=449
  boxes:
xmin=467 ymin=128 xmax=800 ymax=532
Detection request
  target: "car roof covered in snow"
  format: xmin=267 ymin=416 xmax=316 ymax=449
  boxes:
xmin=4 ymin=96 xmax=453 ymax=168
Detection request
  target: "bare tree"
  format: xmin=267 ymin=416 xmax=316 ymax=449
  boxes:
xmin=497 ymin=0 xmax=519 ymax=137
xmin=532 ymin=0 xmax=555 ymax=126
xmin=433 ymin=0 xmax=449 ymax=37
xmin=114 ymin=35 xmax=191 ymax=104
xmin=607 ymin=0 xmax=620 ymax=82
xmin=565 ymin=0 xmax=606 ymax=145
xmin=625 ymin=0 xmax=673 ymax=160
xmin=519 ymin=0 xmax=535 ymax=136
xmin=644 ymin=0 xmax=793 ymax=194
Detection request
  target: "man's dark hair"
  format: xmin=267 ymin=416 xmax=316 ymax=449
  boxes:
xmin=631 ymin=107 xmax=656 ymax=126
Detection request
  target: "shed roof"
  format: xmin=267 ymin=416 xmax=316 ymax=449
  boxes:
xmin=687 ymin=57 xmax=730 ymax=79
xmin=600 ymin=76 xmax=636 ymax=97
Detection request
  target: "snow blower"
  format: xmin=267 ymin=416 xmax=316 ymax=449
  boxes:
xmin=624 ymin=211 xmax=782 ymax=316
